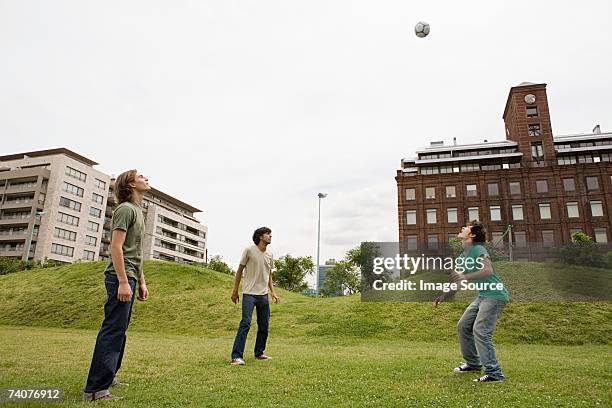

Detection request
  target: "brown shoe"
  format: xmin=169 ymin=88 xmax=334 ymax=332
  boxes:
xmin=255 ymin=354 xmax=272 ymax=361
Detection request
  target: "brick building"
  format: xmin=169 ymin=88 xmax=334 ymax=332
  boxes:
xmin=396 ymin=82 xmax=612 ymax=259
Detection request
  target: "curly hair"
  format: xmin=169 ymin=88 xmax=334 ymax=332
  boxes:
xmin=469 ymin=220 xmax=486 ymax=243
xmin=252 ymin=227 xmax=272 ymax=245
xmin=114 ymin=169 xmax=138 ymax=204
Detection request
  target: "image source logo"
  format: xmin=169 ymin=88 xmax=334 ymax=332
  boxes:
xmin=359 ymin=242 xmax=611 ymax=302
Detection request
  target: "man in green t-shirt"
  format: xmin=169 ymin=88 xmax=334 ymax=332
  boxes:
xmin=84 ymin=170 xmax=151 ymax=401
xmin=434 ymin=220 xmax=509 ymax=382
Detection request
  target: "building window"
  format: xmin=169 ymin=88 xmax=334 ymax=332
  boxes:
xmin=426 ymin=209 xmax=437 ymax=224
xmin=468 ymin=207 xmax=479 ymax=221
xmin=85 ymin=235 xmax=97 ymax=246
xmin=447 ymin=208 xmax=458 ymax=223
xmin=514 ymin=232 xmax=527 ymax=248
xmin=586 ymin=176 xmax=599 ymax=190
xmin=512 ymin=205 xmax=524 ymax=221
xmin=466 ymin=184 xmax=477 ymax=197
xmin=440 ymin=165 xmax=453 ymax=174
xmin=590 ymin=201 xmax=603 ymax=217
xmin=407 ymin=235 xmax=418 ymax=251
xmin=491 ymin=231 xmax=504 ymax=244
xmin=421 ymin=166 xmax=439 ymax=175
xmin=425 ymin=187 xmax=436 ymax=200
xmin=539 ymin=203 xmax=552 ymax=220
xmin=578 ymin=155 xmax=594 ymax=164
xmin=509 ymin=182 xmax=521 ymax=195
xmin=594 ymin=228 xmax=608 ymax=244
xmin=445 ymin=186 xmax=456 ymax=198
xmin=54 ymin=227 xmax=76 ymax=241
xmin=63 ymin=182 xmax=84 ymax=197
xmin=94 ymin=178 xmax=106 ymax=190
xmin=89 ymin=207 xmax=102 ymax=218
xmin=65 ymin=166 xmax=87 ymax=182
xmin=83 ymin=250 xmax=96 ymax=261
xmin=405 ymin=188 xmax=416 ymax=201
xmin=490 ymin=206 xmax=501 ymax=221
xmin=487 ymin=183 xmax=499 ymax=196
xmin=461 ymin=163 xmax=480 ymax=172
xmin=58 ymin=212 xmax=79 ymax=226
xmin=528 ymin=124 xmax=541 ymax=136
xmin=601 ymin=153 xmax=612 ymax=162
xmin=406 ymin=210 xmax=417 ymax=225
xmin=87 ymin=221 xmax=100 ymax=232
xmin=51 ymin=243 xmax=74 ymax=257
xmin=542 ymin=230 xmax=555 ymax=247
xmin=92 ymin=192 xmax=104 ymax=205
xmin=531 ymin=142 xmax=544 ymax=161
xmin=536 ymin=180 xmax=548 ymax=193
xmin=566 ymin=202 xmax=579 ymax=218
xmin=59 ymin=196 xmax=82 ymax=212
xmin=563 ymin=178 xmax=575 ymax=192
xmin=526 ymin=105 xmax=538 ymax=118
xmin=558 ymin=156 xmax=576 ymax=165
xmin=427 ymin=235 xmax=438 ymax=250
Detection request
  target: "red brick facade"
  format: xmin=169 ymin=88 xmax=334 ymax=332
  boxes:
xmin=396 ymin=83 xmax=612 ymax=259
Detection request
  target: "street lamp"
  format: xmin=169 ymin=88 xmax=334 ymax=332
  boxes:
xmin=316 ymin=193 xmax=327 ymax=293
xmin=23 ymin=211 xmax=45 ymax=264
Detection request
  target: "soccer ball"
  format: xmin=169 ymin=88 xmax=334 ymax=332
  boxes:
xmin=415 ymin=21 xmax=430 ymax=38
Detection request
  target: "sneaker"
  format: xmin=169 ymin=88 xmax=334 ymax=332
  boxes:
xmin=230 ymin=358 xmax=245 ymax=365
xmin=453 ymin=363 xmax=481 ymax=373
xmin=111 ymin=376 xmax=129 ymax=387
xmin=83 ymin=392 xmax=121 ymax=402
xmin=255 ymin=354 xmax=272 ymax=361
xmin=473 ymin=374 xmax=504 ymax=382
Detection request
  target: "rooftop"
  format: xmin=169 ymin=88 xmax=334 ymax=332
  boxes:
xmin=0 ymin=148 xmax=98 ymax=166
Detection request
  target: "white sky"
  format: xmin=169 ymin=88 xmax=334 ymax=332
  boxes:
xmin=1 ymin=1 xmax=611 ymax=280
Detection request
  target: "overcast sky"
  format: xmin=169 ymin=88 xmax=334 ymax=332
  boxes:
xmin=1 ymin=1 xmax=611 ymax=278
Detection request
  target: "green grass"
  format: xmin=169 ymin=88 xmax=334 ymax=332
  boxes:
xmin=0 ymin=261 xmax=611 ymax=406
xmin=0 ymin=326 xmax=610 ymax=407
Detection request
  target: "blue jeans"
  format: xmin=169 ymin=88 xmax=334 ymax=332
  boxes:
xmin=84 ymin=274 xmax=137 ymax=395
xmin=457 ymin=296 xmax=506 ymax=379
xmin=231 ymin=294 xmax=270 ymax=359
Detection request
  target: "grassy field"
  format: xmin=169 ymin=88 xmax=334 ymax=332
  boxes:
xmin=1 ymin=326 xmax=610 ymax=407
xmin=0 ymin=261 xmax=611 ymax=407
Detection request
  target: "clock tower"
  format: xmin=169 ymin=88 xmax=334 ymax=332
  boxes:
xmin=502 ymin=82 xmax=556 ymax=167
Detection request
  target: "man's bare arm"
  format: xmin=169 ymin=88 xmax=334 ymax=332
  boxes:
xmin=110 ymin=229 xmax=132 ymax=302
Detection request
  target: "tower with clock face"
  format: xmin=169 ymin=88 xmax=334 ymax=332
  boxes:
xmin=502 ymin=82 xmax=556 ymax=166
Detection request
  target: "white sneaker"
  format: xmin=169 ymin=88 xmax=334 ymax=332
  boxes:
xmin=230 ymin=358 xmax=245 ymax=365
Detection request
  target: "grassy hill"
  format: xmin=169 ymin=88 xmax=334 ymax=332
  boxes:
xmin=0 ymin=260 xmax=610 ymax=345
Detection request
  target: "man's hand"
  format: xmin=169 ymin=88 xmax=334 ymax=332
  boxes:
xmin=434 ymin=294 xmax=445 ymax=307
xmin=271 ymin=292 xmax=280 ymax=304
xmin=117 ymin=282 xmax=133 ymax=302
xmin=231 ymin=290 xmax=239 ymax=304
xmin=137 ymin=284 xmax=149 ymax=301
xmin=451 ymin=271 xmax=467 ymax=283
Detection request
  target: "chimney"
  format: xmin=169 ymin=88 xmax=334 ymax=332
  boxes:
xmin=453 ymin=137 xmax=457 ymax=146
xmin=484 ymin=139 xmax=488 ymax=143
xmin=593 ymin=124 xmax=601 ymax=134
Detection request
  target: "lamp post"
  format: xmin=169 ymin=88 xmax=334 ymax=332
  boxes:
xmin=23 ymin=211 xmax=45 ymax=264
xmin=316 ymin=193 xmax=327 ymax=293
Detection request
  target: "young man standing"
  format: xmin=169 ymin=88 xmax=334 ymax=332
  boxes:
xmin=84 ymin=170 xmax=151 ymax=401
xmin=434 ymin=220 xmax=509 ymax=382
xmin=230 ymin=227 xmax=279 ymax=365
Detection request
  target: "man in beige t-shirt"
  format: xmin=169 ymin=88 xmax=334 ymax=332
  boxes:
xmin=230 ymin=227 xmax=279 ymax=365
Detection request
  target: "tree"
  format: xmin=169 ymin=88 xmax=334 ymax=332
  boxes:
xmin=556 ymin=232 xmax=605 ymax=268
xmin=320 ymin=260 xmax=360 ymax=297
xmin=206 ymin=255 xmax=234 ymax=275
xmin=273 ymin=255 xmax=314 ymax=292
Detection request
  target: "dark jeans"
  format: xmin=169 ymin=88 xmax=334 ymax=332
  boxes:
xmin=84 ymin=274 xmax=137 ymax=393
xmin=231 ymin=294 xmax=270 ymax=359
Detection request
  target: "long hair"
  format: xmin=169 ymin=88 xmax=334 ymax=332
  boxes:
xmin=114 ymin=169 xmax=138 ymax=204
xmin=469 ymin=220 xmax=486 ymax=243
xmin=252 ymin=227 xmax=271 ymax=245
